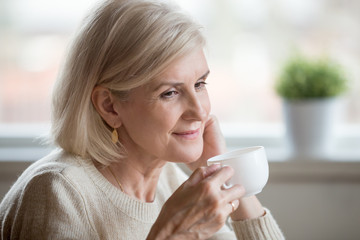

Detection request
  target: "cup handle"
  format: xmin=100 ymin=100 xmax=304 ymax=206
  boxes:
xmin=208 ymin=162 xmax=234 ymax=189
xmin=222 ymin=164 xmax=233 ymax=189
xmin=223 ymin=182 xmax=233 ymax=189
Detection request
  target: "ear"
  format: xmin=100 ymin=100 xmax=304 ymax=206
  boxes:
xmin=91 ymin=85 xmax=122 ymax=128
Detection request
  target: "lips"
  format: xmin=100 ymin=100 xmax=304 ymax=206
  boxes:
xmin=173 ymin=128 xmax=201 ymax=140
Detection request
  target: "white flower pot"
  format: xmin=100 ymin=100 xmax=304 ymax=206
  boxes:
xmin=283 ymin=98 xmax=341 ymax=160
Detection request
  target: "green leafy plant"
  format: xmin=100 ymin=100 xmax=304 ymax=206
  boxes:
xmin=275 ymin=55 xmax=348 ymax=99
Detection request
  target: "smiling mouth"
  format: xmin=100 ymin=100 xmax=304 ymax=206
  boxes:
xmin=173 ymin=128 xmax=201 ymax=140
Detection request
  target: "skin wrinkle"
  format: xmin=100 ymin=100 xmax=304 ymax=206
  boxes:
xmin=92 ymin=47 xmax=273 ymax=238
xmin=172 ymin=174 xmax=225 ymax=237
xmin=0 ymin=0 xmax=284 ymax=237
xmin=149 ymin=70 xmax=210 ymax=94
xmin=114 ymin=48 xmax=210 ymax=171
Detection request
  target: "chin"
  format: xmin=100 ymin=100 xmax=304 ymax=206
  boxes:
xmin=171 ymin=145 xmax=203 ymax=164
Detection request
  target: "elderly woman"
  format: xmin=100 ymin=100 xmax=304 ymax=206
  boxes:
xmin=0 ymin=0 xmax=284 ymax=239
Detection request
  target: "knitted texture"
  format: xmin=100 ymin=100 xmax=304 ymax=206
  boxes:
xmin=231 ymin=209 xmax=285 ymax=240
xmin=0 ymin=149 xmax=284 ymax=239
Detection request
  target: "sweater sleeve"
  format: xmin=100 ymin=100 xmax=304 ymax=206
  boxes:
xmin=208 ymin=208 xmax=284 ymax=240
xmin=230 ymin=208 xmax=285 ymax=240
xmin=0 ymin=171 xmax=98 ymax=239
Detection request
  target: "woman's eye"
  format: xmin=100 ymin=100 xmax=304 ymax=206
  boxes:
xmin=160 ymin=90 xmax=178 ymax=99
xmin=195 ymin=81 xmax=207 ymax=91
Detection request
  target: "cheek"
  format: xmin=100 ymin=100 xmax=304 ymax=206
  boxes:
xmin=202 ymin=92 xmax=211 ymax=116
xmin=146 ymin=107 xmax=180 ymax=136
xmin=163 ymin=111 xmax=184 ymax=134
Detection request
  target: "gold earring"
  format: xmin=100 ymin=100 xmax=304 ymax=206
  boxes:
xmin=111 ymin=128 xmax=118 ymax=144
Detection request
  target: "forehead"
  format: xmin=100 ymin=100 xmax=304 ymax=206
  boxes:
xmin=147 ymin=49 xmax=209 ymax=87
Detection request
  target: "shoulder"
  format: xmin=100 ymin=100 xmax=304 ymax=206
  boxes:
xmin=0 ymin=149 xmax=97 ymax=238
xmin=0 ymin=149 xmax=83 ymax=208
xmin=0 ymin=149 xmax=94 ymax=205
xmin=3 ymin=149 xmax=83 ymax=193
xmin=1 ymin=149 xmax=85 ymax=211
xmin=9 ymin=148 xmax=80 ymax=179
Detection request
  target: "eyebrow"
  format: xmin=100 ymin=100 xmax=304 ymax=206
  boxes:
xmin=152 ymin=70 xmax=210 ymax=92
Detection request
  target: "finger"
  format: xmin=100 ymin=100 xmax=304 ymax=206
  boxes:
xmin=206 ymin=165 xmax=234 ymax=187
xmin=185 ymin=164 xmax=221 ymax=187
xmin=223 ymin=184 xmax=246 ymax=204
xmin=205 ymin=114 xmax=219 ymax=128
xmin=227 ymin=199 xmax=240 ymax=215
xmin=204 ymin=116 xmax=225 ymax=141
xmin=204 ymin=114 xmax=215 ymax=128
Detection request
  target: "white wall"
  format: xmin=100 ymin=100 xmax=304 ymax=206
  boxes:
xmin=259 ymin=161 xmax=360 ymax=240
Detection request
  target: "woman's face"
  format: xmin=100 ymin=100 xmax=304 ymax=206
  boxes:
xmin=116 ymin=48 xmax=211 ymax=164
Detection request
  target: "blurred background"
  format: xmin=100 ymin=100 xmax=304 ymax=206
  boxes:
xmin=0 ymin=0 xmax=359 ymax=129
xmin=1 ymin=0 xmax=360 ymax=239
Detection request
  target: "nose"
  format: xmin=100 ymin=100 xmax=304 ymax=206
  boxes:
xmin=182 ymin=93 xmax=209 ymax=122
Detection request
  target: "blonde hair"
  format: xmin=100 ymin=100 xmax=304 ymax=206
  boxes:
xmin=51 ymin=0 xmax=205 ymax=165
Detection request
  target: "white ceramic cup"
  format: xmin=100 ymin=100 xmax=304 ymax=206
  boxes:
xmin=207 ymin=146 xmax=269 ymax=197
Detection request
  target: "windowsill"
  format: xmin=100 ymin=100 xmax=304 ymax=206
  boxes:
xmin=0 ymin=123 xmax=359 ymax=162
xmin=0 ymin=146 xmax=359 ymax=162
xmin=1 ymin=123 xmax=360 ymax=188
xmin=221 ymin=123 xmax=360 ymax=162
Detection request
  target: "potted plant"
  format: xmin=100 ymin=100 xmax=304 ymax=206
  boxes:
xmin=275 ymin=54 xmax=348 ymax=160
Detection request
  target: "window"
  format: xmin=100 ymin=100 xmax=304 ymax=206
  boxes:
xmin=0 ymin=0 xmax=98 ymax=124
xmin=1 ymin=0 xmax=359 ymax=160
xmin=178 ymin=0 xmax=360 ymax=125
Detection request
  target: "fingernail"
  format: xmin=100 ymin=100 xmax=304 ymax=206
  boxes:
xmin=209 ymin=163 xmax=221 ymax=170
xmin=233 ymin=199 xmax=240 ymax=208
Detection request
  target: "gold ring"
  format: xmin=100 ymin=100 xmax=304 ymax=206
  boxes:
xmin=230 ymin=201 xmax=236 ymax=212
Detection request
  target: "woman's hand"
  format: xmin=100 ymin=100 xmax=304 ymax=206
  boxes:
xmin=147 ymin=164 xmax=245 ymax=240
xmin=187 ymin=115 xmax=227 ymax=171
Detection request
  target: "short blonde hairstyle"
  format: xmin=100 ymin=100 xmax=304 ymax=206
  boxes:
xmin=51 ymin=0 xmax=205 ymax=165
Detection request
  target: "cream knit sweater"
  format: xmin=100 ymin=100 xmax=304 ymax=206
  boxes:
xmin=0 ymin=149 xmax=284 ymax=239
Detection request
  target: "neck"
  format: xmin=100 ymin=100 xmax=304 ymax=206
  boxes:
xmin=115 ymin=160 xmax=165 ymax=202
xmin=97 ymin=128 xmax=167 ymax=202
xmin=96 ymin=157 xmax=166 ymax=203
